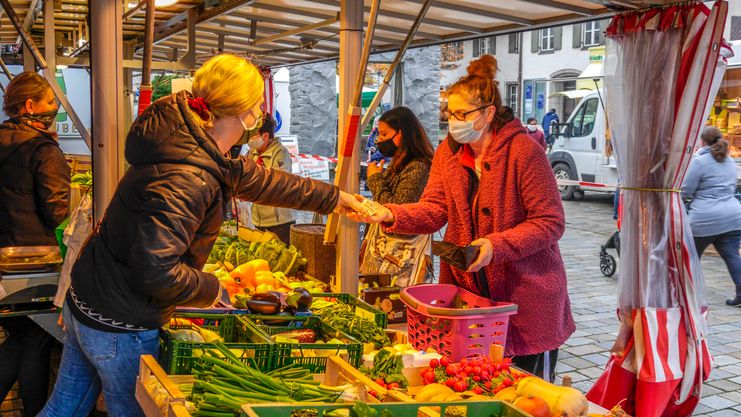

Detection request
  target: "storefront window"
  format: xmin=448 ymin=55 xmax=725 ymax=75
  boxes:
xmin=708 ymin=66 xmax=740 ymax=158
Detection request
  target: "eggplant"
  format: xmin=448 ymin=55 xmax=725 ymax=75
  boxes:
xmin=247 ymin=292 xmax=282 ymax=315
xmin=285 ymin=287 xmax=313 ymax=312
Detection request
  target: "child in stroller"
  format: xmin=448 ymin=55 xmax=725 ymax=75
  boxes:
xmin=600 ymin=187 xmax=620 ymax=277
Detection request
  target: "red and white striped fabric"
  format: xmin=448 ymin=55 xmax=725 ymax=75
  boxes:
xmin=587 ymin=2 xmax=727 ymax=416
xmin=260 ymin=66 xmax=274 ymax=116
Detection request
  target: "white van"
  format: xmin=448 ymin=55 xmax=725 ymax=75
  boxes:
xmin=547 ymin=91 xmax=618 ymax=200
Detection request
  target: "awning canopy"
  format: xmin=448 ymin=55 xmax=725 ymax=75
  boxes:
xmin=579 ymin=62 xmax=604 ymax=79
xmin=0 ymin=0 xmax=696 ymax=68
xmin=549 ymin=89 xmax=594 ymax=99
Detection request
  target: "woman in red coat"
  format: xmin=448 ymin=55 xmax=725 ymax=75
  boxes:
xmin=352 ymin=55 xmax=575 ymax=381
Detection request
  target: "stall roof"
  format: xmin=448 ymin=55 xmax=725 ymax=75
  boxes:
xmin=2 ymin=0 xmax=690 ymax=68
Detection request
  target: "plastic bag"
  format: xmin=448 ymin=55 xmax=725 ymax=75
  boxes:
xmin=53 ymin=194 xmax=93 ymax=308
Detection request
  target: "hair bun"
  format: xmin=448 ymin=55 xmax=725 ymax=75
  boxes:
xmin=466 ymin=54 xmax=498 ymax=79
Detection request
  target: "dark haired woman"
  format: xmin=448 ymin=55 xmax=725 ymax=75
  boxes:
xmin=682 ymin=126 xmax=741 ymax=307
xmin=360 ymin=106 xmax=434 ymax=287
xmin=351 ymin=55 xmax=574 ymax=381
xmin=0 ymin=71 xmax=68 ymax=415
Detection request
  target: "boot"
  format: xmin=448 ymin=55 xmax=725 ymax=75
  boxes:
xmin=725 ymin=296 xmax=741 ymax=307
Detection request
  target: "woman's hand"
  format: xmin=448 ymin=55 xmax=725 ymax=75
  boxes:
xmin=367 ymin=160 xmax=385 ymax=177
xmin=345 ymin=194 xmax=394 ymax=224
xmin=334 ymin=191 xmax=368 ymax=215
xmin=467 ymin=238 xmax=494 ymax=273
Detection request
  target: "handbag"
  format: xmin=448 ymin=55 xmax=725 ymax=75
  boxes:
xmin=359 ymin=223 xmax=432 ymax=287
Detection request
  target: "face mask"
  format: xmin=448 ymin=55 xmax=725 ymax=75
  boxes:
xmin=241 ymin=113 xmax=261 ymax=132
xmin=20 ymin=108 xmax=59 ymax=130
xmin=236 ymin=111 xmax=263 ymax=145
xmin=448 ymin=113 xmax=485 ymax=144
xmin=248 ymin=136 xmax=264 ymax=149
xmin=527 ymin=124 xmax=538 ymax=132
xmin=376 ymin=133 xmax=399 ymax=158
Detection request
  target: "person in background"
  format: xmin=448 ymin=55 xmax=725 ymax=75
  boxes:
xmin=542 ymin=108 xmax=559 ymax=146
xmin=350 ymin=55 xmax=575 ymax=381
xmin=525 ymin=117 xmax=546 ymax=150
xmin=248 ymin=113 xmax=295 ymax=244
xmin=38 ymin=54 xmax=359 ymax=417
xmin=360 ymin=106 xmax=434 ymax=286
xmin=682 ymin=126 xmax=741 ymax=307
xmin=0 ymin=72 xmax=69 ymax=416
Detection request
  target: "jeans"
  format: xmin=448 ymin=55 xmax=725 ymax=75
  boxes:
xmin=0 ymin=317 xmax=54 ymax=416
xmin=694 ymin=230 xmax=741 ymax=297
xmin=37 ymin=306 xmax=159 ymax=417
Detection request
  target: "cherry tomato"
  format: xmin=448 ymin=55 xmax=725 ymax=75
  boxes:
xmin=440 ymin=357 xmax=450 ymax=368
xmin=480 ymin=371 xmax=490 ymax=380
xmin=472 ymin=366 xmax=482 ymax=375
xmin=473 ymin=387 xmax=483 ymax=395
xmin=445 ymin=366 xmax=456 ymax=376
xmin=460 ymin=359 xmax=469 ymax=367
xmin=424 ymin=372 xmax=436 ymax=384
xmin=445 ymin=378 xmax=456 ymax=388
xmin=503 ymin=378 xmax=513 ymax=387
xmin=375 ymin=378 xmax=386 ymax=386
xmin=463 ymin=366 xmax=473 ymax=374
xmin=388 ymin=382 xmax=400 ymax=390
xmin=429 ymin=358 xmax=440 ymax=368
xmin=453 ymin=381 xmax=467 ymax=392
xmin=369 ymin=390 xmax=378 ymax=398
xmin=484 ymin=381 xmax=492 ymax=389
xmin=473 ymin=375 xmax=481 ymax=382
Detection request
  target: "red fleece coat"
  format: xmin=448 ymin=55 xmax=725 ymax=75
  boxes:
xmin=385 ymin=118 xmax=575 ymax=357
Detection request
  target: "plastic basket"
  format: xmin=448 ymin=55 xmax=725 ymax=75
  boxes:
xmin=313 ymin=292 xmax=388 ymax=329
xmin=400 ymin=284 xmax=517 ymax=362
xmin=242 ymin=400 xmax=531 ymax=417
xmin=160 ymin=313 xmax=274 ymax=375
xmin=239 ymin=315 xmax=362 ymax=373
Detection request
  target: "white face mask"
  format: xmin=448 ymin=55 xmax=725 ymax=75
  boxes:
xmin=448 ymin=113 xmax=486 ymax=144
xmin=241 ymin=115 xmax=260 ymax=132
xmin=527 ymin=124 xmax=538 ymax=132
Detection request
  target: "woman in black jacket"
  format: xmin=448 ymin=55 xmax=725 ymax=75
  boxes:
xmin=39 ymin=54 xmax=357 ymax=417
xmin=0 ymin=72 xmax=69 ymax=416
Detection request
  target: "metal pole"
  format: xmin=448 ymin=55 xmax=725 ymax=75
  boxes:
xmin=359 ymin=0 xmax=432 ymax=131
xmin=0 ymin=0 xmax=46 ymax=68
xmin=333 ymin=0 xmax=363 ymax=294
xmin=90 ymin=0 xmax=126 ymax=222
xmin=0 ymin=57 xmax=14 ymax=80
xmin=44 ymin=0 xmax=55 ymax=71
xmin=137 ymin=0 xmax=155 ymax=116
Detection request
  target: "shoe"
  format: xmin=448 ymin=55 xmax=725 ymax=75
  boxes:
xmin=725 ymin=296 xmax=741 ymax=307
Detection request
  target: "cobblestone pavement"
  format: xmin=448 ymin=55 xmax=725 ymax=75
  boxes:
xmin=557 ymin=194 xmax=741 ymax=416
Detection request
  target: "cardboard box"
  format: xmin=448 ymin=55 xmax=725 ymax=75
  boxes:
xmin=361 ymin=286 xmax=406 ymax=324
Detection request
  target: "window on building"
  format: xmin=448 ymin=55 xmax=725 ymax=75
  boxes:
xmin=583 ymin=21 xmax=600 ymax=46
xmin=540 ymin=28 xmax=554 ymax=51
xmin=732 ymin=17 xmax=741 ymax=41
xmin=570 ymin=98 xmax=599 ymax=137
xmin=506 ymin=83 xmax=518 ymax=114
xmin=508 ymin=33 xmax=520 ymax=53
xmin=473 ymin=37 xmax=496 ymax=57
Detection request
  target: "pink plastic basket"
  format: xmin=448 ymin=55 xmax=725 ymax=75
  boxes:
xmin=400 ymin=284 xmax=517 ymax=362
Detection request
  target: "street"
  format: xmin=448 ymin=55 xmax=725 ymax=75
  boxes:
xmin=558 ymin=194 xmax=741 ymax=416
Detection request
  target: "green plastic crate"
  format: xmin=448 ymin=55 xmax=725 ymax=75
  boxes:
xmin=313 ymin=292 xmax=388 ymax=329
xmin=241 ymin=400 xmax=531 ymax=417
xmin=160 ymin=313 xmax=274 ymax=375
xmin=239 ymin=315 xmax=362 ymax=373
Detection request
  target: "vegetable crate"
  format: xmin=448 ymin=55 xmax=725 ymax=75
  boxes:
xmin=160 ymin=313 xmax=274 ymax=375
xmin=239 ymin=315 xmax=363 ymax=373
xmin=136 ymin=355 xmax=192 ymax=417
xmin=242 ymin=400 xmax=532 ymax=417
xmin=313 ymin=292 xmax=388 ymax=329
xmin=400 ymin=285 xmax=518 ymax=362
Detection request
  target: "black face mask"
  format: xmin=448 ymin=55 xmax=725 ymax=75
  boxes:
xmin=17 ymin=108 xmax=59 ymax=130
xmin=376 ymin=133 xmax=399 ymax=158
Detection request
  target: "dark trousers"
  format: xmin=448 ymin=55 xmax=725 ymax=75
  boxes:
xmin=694 ymin=230 xmax=741 ymax=297
xmin=257 ymin=221 xmax=296 ymax=245
xmin=511 ymin=348 xmax=559 ymax=382
xmin=0 ymin=316 xmax=54 ymax=416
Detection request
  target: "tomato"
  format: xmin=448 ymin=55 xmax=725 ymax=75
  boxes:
xmin=445 ymin=378 xmax=456 ymax=388
xmin=453 ymin=381 xmax=467 ymax=393
xmin=460 ymin=359 xmax=469 ymax=367
xmin=463 ymin=366 xmax=473 ymax=374
xmin=472 ymin=375 xmax=481 ymax=382
xmin=368 ymin=390 xmax=378 ymax=398
xmin=424 ymin=372 xmax=436 ymax=384
xmin=472 ymin=366 xmax=482 ymax=375
xmin=375 ymin=378 xmax=386 ymax=386
xmin=388 ymin=382 xmax=400 ymax=390
xmin=473 ymin=387 xmax=483 ymax=395
xmin=440 ymin=357 xmax=450 ymax=368
xmin=484 ymin=381 xmax=492 ymax=389
xmin=503 ymin=378 xmax=513 ymax=387
xmin=445 ymin=366 xmax=456 ymax=376
xmin=429 ymin=358 xmax=440 ymax=368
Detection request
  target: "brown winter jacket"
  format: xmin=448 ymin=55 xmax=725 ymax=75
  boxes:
xmin=70 ymin=91 xmax=339 ymax=329
xmin=0 ymin=121 xmax=70 ymax=247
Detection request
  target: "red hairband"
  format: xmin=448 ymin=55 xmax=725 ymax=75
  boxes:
xmin=188 ymin=97 xmax=210 ymax=120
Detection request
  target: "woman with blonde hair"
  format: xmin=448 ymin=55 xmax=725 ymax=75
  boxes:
xmin=350 ymin=55 xmax=574 ymax=381
xmin=39 ymin=54 xmax=357 ymax=417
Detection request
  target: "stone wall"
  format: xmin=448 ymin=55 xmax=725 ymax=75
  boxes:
xmin=288 ymin=61 xmax=337 ymax=155
xmin=288 ymin=45 xmax=441 ymax=155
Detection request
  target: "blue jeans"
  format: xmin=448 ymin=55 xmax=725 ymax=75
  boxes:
xmin=37 ymin=306 xmax=159 ymax=417
xmin=695 ymin=230 xmax=741 ymax=297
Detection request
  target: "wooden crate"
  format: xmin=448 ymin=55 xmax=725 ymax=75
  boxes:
xmin=135 ymin=355 xmax=191 ymax=417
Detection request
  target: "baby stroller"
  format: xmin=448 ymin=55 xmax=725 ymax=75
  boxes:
xmin=599 ymin=189 xmax=621 ymax=277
